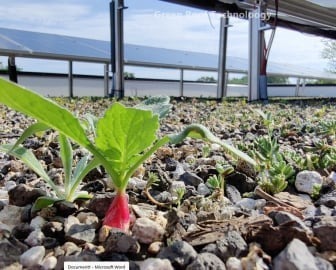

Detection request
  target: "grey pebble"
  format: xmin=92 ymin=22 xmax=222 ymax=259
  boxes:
xmin=20 ymin=246 xmax=45 ymax=268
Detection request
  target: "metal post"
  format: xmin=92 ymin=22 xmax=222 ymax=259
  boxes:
xmin=224 ymin=71 xmax=229 ymax=97
xmin=68 ymin=60 xmax=73 ymax=98
xmin=104 ymin=63 xmax=109 ymax=97
xmin=301 ymin=78 xmax=306 ymax=96
xmin=217 ymin=16 xmax=229 ymax=99
xmin=295 ymin=78 xmax=301 ymax=97
xmin=179 ymin=69 xmax=184 ymax=97
xmin=110 ymin=0 xmax=125 ymax=99
xmin=248 ymin=6 xmax=262 ymax=101
xmin=8 ymin=56 xmax=18 ymax=83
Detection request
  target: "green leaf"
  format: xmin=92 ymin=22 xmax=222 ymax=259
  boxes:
xmin=253 ymin=108 xmax=267 ymax=120
xmin=0 ymin=78 xmax=90 ymax=147
xmin=32 ymin=196 xmax=63 ymax=212
xmin=95 ymin=103 xmax=159 ymax=189
xmin=58 ymin=134 xmax=73 ymax=192
xmin=0 ymin=144 xmax=63 ymax=197
xmin=72 ymin=155 xmax=90 ymax=186
xmin=168 ymin=124 xmax=257 ymax=166
xmin=82 ymin=113 xmax=98 ymax=136
xmin=71 ymin=191 xmax=93 ymax=201
xmin=134 ymin=96 xmax=172 ymax=119
xmin=68 ymin=156 xmax=100 ymax=201
xmin=9 ymin=122 xmax=50 ymax=152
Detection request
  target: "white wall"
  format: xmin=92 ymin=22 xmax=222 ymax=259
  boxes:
xmin=1 ymin=73 xmax=335 ymax=98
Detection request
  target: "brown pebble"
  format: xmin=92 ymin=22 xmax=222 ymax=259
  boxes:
xmin=148 ymin=241 xmax=164 ymax=255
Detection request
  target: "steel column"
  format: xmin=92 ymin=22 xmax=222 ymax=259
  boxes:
xmin=217 ymin=16 xmax=229 ymax=99
xmin=104 ymin=63 xmax=109 ymax=97
xmin=110 ymin=0 xmax=125 ymax=98
xmin=68 ymin=60 xmax=73 ymax=98
xmin=8 ymin=56 xmax=18 ymax=83
xmin=179 ymin=68 xmax=184 ymax=97
xmin=248 ymin=6 xmax=263 ymax=101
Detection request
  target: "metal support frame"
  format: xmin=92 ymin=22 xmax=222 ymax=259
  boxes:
xmin=217 ymin=16 xmax=229 ymax=99
xmin=110 ymin=0 xmax=125 ymax=99
xmin=302 ymin=78 xmax=307 ymax=96
xmin=104 ymin=63 xmax=109 ymax=97
xmin=248 ymin=6 xmax=262 ymax=101
xmin=68 ymin=60 xmax=73 ymax=98
xmin=179 ymin=68 xmax=184 ymax=97
xmin=8 ymin=56 xmax=18 ymax=83
xmin=295 ymin=78 xmax=307 ymax=97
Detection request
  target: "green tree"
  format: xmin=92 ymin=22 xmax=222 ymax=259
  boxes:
xmin=228 ymin=76 xmax=248 ymax=84
xmin=124 ymin=72 xmax=135 ymax=79
xmin=196 ymin=76 xmax=217 ymax=83
xmin=228 ymin=75 xmax=288 ymax=85
xmin=267 ymin=76 xmax=289 ymax=84
xmin=313 ymin=78 xmax=336 ymax=84
xmin=322 ymin=40 xmax=336 ymax=72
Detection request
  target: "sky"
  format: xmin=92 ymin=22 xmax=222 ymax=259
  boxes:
xmin=0 ymin=0 xmax=332 ymax=80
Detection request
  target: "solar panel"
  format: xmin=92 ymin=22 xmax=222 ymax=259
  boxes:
xmin=0 ymin=27 xmax=335 ymax=80
xmin=0 ymin=28 xmax=110 ymax=62
xmin=125 ymin=44 xmax=218 ymax=70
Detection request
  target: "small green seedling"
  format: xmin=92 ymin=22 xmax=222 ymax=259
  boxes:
xmin=206 ymin=164 xmax=234 ymax=198
xmin=0 ymin=131 xmax=98 ymax=211
xmin=251 ymin=109 xmax=295 ymax=194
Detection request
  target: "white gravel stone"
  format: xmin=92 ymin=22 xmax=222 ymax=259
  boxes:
xmin=0 ymin=189 xmax=8 ymax=205
xmin=64 ymin=215 xmax=80 ymax=233
xmin=25 ymin=229 xmax=45 ymax=246
xmin=132 ymin=217 xmax=165 ymax=244
xmin=273 ymin=238 xmax=318 ymax=270
xmin=236 ymin=198 xmax=265 ymax=210
xmin=0 ymin=205 xmax=23 ymax=232
xmin=295 ymin=170 xmax=323 ymax=195
xmin=20 ymin=246 xmax=45 ymax=268
xmin=41 ymin=256 xmax=57 ymax=270
xmin=0 ymin=222 xmax=11 ymax=232
xmin=139 ymin=258 xmax=173 ymax=270
xmin=197 ymin=183 xmax=211 ymax=196
xmin=76 ymin=212 xmax=99 ymax=227
xmin=4 ymin=180 xmax=16 ymax=191
xmin=226 ymin=257 xmax=243 ymax=270
xmin=128 ymin=177 xmax=147 ymax=191
xmin=172 ymin=164 xmax=185 ymax=179
xmin=211 ymin=143 xmax=222 ymax=151
xmin=328 ymin=171 xmax=336 ymax=183
xmin=30 ymin=216 xmax=46 ymax=230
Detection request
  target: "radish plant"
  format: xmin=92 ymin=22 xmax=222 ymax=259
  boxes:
xmin=0 ymin=78 xmax=256 ymax=232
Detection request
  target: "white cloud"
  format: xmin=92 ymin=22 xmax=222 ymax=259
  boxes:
xmin=267 ymin=30 xmax=328 ymax=69
xmin=124 ymin=11 xmax=221 ymax=53
xmin=0 ymin=2 xmax=110 ymax=40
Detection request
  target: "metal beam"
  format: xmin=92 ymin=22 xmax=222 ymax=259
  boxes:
xmin=217 ymin=16 xmax=229 ymax=99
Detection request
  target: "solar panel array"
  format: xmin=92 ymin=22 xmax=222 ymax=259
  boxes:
xmin=0 ymin=27 xmax=335 ymax=80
